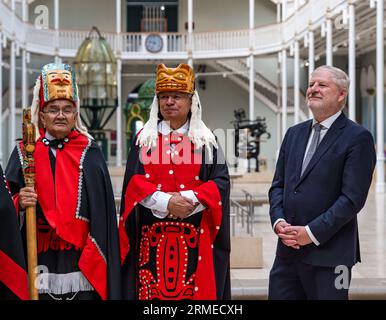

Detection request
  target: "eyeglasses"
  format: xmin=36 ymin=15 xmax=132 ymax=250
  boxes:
xmin=158 ymin=94 xmax=191 ymax=102
xmin=43 ymin=109 xmax=77 ymax=117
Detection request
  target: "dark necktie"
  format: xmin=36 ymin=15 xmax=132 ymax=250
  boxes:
xmin=48 ymin=148 xmax=56 ymax=179
xmin=301 ymin=123 xmax=323 ymax=176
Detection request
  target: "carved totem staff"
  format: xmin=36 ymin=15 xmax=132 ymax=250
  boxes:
xmin=22 ymin=108 xmax=38 ymax=300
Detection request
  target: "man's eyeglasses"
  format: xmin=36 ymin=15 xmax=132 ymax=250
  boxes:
xmin=43 ymin=109 xmax=77 ymax=117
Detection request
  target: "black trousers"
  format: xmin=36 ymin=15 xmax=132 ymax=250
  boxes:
xmin=268 ymin=256 xmax=352 ymax=300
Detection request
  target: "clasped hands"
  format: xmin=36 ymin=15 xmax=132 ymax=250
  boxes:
xmin=274 ymin=221 xmax=313 ymax=249
xmin=166 ymin=192 xmax=198 ymax=220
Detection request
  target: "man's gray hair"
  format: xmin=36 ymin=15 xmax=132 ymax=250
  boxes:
xmin=312 ymin=65 xmax=350 ymax=90
xmin=312 ymin=65 xmax=350 ymax=107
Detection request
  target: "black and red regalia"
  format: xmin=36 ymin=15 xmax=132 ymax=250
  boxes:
xmin=5 ymin=130 xmax=121 ymax=300
xmin=0 ymin=164 xmax=29 ymax=300
xmin=119 ymin=131 xmax=231 ymax=300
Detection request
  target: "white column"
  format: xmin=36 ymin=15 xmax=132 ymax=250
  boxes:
xmin=187 ymin=0 xmax=193 ymax=67
xmin=282 ymin=0 xmax=287 ymax=21
xmin=116 ymin=0 xmax=122 ymax=166
xmin=308 ymin=26 xmax=315 ymax=79
xmin=281 ymin=49 xmax=287 ymax=139
xmin=116 ymin=58 xmax=122 ymax=166
xmin=54 ymin=0 xmax=59 ymax=30
xmin=249 ymin=0 xmax=254 ymax=121
xmin=249 ymin=56 xmax=254 ymax=121
xmin=376 ymin=0 xmax=384 ymax=193
xmin=276 ymin=112 xmax=281 ymax=155
xmin=325 ymin=12 xmax=333 ymax=66
xmin=348 ymin=2 xmax=356 ymax=121
xmin=249 ymin=0 xmax=254 ymax=30
xmin=276 ymin=2 xmax=281 ymax=23
xmin=21 ymin=48 xmax=27 ymax=109
xmin=308 ymin=27 xmax=314 ymax=118
xmin=9 ymin=39 xmax=16 ymax=153
xmin=294 ymin=39 xmax=300 ymax=124
xmin=21 ymin=0 xmax=28 ymax=110
xmin=0 ymin=33 xmax=3 ymax=166
xmin=11 ymin=0 xmax=15 ymax=11
xmin=54 ymin=0 xmax=59 ymax=63
xmin=22 ymin=0 xmax=28 ymax=22
xmin=116 ymin=0 xmax=121 ymax=33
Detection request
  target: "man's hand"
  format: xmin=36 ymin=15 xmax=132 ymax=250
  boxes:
xmin=19 ymin=186 xmax=37 ymax=209
xmin=283 ymin=226 xmax=313 ymax=246
xmin=275 ymin=221 xmax=300 ymax=249
xmin=167 ymin=194 xmax=196 ymax=219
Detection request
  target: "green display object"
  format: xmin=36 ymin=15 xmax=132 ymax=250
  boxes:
xmin=124 ymin=78 xmax=156 ymax=154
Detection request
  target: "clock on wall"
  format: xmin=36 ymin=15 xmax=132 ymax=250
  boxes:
xmin=145 ymin=34 xmax=164 ymax=53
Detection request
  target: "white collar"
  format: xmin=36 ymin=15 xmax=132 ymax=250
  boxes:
xmin=312 ymin=110 xmax=342 ymax=129
xmin=45 ymin=131 xmax=56 ymax=140
xmin=158 ymin=120 xmax=189 ymax=135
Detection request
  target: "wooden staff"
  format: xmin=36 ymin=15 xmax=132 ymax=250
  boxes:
xmin=22 ymin=108 xmax=38 ymax=300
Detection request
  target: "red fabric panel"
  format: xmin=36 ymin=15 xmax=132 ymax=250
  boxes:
xmin=193 ymin=180 xmax=223 ymax=300
xmin=78 ymin=236 xmax=107 ymax=300
xmin=12 ymin=194 xmax=20 ymax=216
xmin=0 ymin=249 xmax=29 ymax=300
xmin=119 ymin=174 xmax=157 ymax=264
xmin=33 ymin=132 xmax=89 ymax=248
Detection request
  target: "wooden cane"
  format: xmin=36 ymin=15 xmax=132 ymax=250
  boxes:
xmin=22 ymin=108 xmax=39 ymax=300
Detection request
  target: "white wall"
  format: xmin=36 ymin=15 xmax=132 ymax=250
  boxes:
xmin=28 ymin=0 xmax=126 ymax=32
xmin=178 ymin=0 xmax=276 ymax=32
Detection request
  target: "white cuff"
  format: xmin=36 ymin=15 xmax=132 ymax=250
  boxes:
xmin=305 ymin=225 xmax=320 ymax=246
xmin=180 ymin=190 xmax=206 ymax=216
xmin=140 ymin=191 xmax=172 ymax=213
xmin=273 ymin=218 xmax=286 ymax=232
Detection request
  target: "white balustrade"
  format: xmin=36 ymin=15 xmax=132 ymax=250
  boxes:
xmin=193 ymin=29 xmax=249 ymax=52
xmin=166 ymin=33 xmax=187 ymax=52
xmin=122 ymin=33 xmax=142 ymax=52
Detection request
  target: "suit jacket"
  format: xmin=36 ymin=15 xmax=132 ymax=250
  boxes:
xmin=269 ymin=112 xmax=376 ymax=267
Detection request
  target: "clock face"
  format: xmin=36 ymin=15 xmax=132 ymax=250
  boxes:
xmin=145 ymin=34 xmax=163 ymax=53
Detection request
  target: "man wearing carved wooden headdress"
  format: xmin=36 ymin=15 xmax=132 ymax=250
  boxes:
xmin=119 ymin=63 xmax=230 ymax=300
xmin=5 ymin=63 xmax=121 ymax=300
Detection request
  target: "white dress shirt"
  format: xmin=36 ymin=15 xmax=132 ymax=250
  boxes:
xmin=273 ymin=111 xmax=342 ymax=246
xmin=140 ymin=120 xmax=206 ymax=219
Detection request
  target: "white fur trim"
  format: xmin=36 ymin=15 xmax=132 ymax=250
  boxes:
xmin=188 ymin=91 xmax=218 ymax=158
xmin=136 ymin=95 xmax=159 ymax=148
xmin=37 ymin=270 xmax=94 ymax=294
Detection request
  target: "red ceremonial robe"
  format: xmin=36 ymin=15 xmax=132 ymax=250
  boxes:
xmin=120 ymin=132 xmax=230 ymax=300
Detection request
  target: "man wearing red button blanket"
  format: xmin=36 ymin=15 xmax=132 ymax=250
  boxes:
xmin=120 ymin=63 xmax=230 ymax=300
xmin=5 ymin=63 xmax=121 ymax=300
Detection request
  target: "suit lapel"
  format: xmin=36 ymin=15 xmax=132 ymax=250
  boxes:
xmin=294 ymin=120 xmax=313 ymax=181
xmin=295 ymin=112 xmax=347 ymax=188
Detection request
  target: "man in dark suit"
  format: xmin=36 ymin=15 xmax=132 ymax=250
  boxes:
xmin=268 ymin=65 xmax=376 ymax=300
